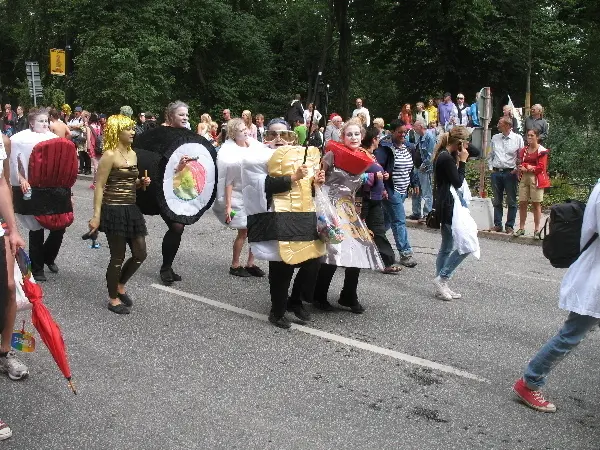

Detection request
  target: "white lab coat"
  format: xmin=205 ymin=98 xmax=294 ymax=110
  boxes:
xmin=559 ymin=182 xmax=600 ymax=318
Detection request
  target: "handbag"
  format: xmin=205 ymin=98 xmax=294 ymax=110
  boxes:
xmin=426 ymin=170 xmax=441 ymax=229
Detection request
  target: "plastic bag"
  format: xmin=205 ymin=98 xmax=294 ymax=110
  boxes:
xmin=314 ymin=185 xmax=345 ymax=244
xmin=459 ymin=178 xmax=472 ymax=207
xmin=450 ymin=186 xmax=480 ymax=259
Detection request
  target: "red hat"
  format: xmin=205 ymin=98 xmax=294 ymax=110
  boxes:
xmin=329 ymin=113 xmax=340 ymax=121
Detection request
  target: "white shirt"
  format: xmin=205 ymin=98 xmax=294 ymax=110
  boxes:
xmin=488 ymin=131 xmax=524 ymax=170
xmin=0 ymin=137 xmax=6 ymax=178
xmin=352 ymin=107 xmax=371 ymax=126
xmin=560 ymin=182 xmax=600 ymax=318
xmin=304 ymin=109 xmax=322 ymax=126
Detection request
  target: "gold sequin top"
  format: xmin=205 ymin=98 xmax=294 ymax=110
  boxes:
xmin=102 ymin=166 xmax=138 ymax=205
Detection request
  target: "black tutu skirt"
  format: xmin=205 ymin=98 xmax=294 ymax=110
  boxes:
xmin=99 ymin=204 xmax=147 ymax=238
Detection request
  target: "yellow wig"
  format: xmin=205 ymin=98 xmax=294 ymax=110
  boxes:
xmin=104 ymin=114 xmax=136 ymax=152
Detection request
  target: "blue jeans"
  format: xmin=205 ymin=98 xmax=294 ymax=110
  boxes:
xmin=491 ymin=171 xmax=518 ymax=228
xmin=436 ymin=223 xmax=469 ymax=279
xmin=383 ymin=190 xmax=413 ymax=257
xmin=411 ymin=171 xmax=433 ymax=218
xmin=523 ymin=312 xmax=600 ymax=390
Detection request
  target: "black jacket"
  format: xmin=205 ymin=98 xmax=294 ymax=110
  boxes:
xmin=434 ymin=150 xmax=466 ymax=225
xmin=285 ymin=100 xmax=304 ymax=126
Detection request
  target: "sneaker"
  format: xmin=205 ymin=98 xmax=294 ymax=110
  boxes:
xmin=268 ymin=313 xmax=291 ymax=329
xmin=0 ymin=350 xmax=30 ymax=380
xmin=513 ymin=378 xmax=556 ymax=413
xmin=287 ymin=302 xmax=311 ymax=322
xmin=491 ymin=225 xmax=503 ymax=233
xmin=229 ymin=266 xmax=251 ymax=277
xmin=446 ymin=286 xmax=462 ymax=299
xmin=91 ymin=242 xmax=101 ymax=249
xmin=400 ymin=255 xmax=417 ymax=268
xmin=505 ymin=226 xmax=515 ymax=235
xmin=0 ymin=419 xmax=12 ymax=441
xmin=534 ymin=231 xmax=541 ymax=240
xmin=245 ymin=265 xmax=265 ymax=277
xmin=514 ymin=229 xmax=526 ymax=237
xmin=433 ymin=276 xmax=452 ymax=301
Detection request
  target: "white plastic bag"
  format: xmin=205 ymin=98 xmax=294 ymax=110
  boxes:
xmin=450 ymin=186 xmax=480 ymax=259
xmin=14 ymin=262 xmax=32 ymax=311
xmin=459 ymin=178 xmax=472 ymax=207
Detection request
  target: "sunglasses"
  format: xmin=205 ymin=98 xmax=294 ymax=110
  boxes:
xmin=264 ymin=130 xmax=297 ymax=143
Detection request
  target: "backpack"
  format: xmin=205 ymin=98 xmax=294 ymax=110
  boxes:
xmin=89 ymin=126 xmax=103 ymax=155
xmin=541 ymin=199 xmax=599 ymax=268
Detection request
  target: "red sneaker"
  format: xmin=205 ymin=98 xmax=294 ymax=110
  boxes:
xmin=513 ymin=378 xmax=557 ymax=413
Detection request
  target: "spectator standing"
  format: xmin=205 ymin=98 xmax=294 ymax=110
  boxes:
xmin=285 ymin=94 xmax=305 ymax=126
xmin=438 ymin=93 xmax=456 ymax=128
xmin=324 ymin=114 xmax=342 ymax=144
xmin=415 ymin=102 xmax=429 ymax=125
xmin=524 ymin=104 xmax=549 ymax=142
xmin=242 ymin=110 xmax=258 ymax=140
xmin=488 ymin=117 xmax=524 ymax=234
xmin=218 ymin=109 xmax=232 ymax=144
xmin=513 ymin=180 xmax=600 ymax=413
xmin=454 ymin=93 xmax=470 ymax=127
xmin=14 ymin=106 xmax=27 ymax=133
xmin=135 ymin=112 xmax=146 ymax=136
xmin=306 ymin=120 xmax=323 ymax=148
xmin=399 ymin=103 xmax=413 ymax=126
xmin=352 ymin=98 xmax=371 ymax=126
xmin=293 ymin=119 xmax=308 ymax=146
xmin=502 ymin=105 xmax=519 ymax=134
xmin=68 ymin=107 xmax=88 ymax=174
xmin=470 ymin=92 xmax=480 ymax=127
xmin=372 ymin=117 xmax=386 ymax=139
xmin=409 ymin=120 xmax=435 ymax=221
xmin=375 ymin=119 xmax=418 ymax=268
xmin=304 ymin=103 xmax=322 ymax=127
xmin=1 ymin=104 xmax=16 ymax=137
xmin=255 ymin=114 xmax=265 ymax=143
xmin=425 ymin=98 xmax=438 ymax=124
xmin=49 ymin=108 xmax=71 ymax=138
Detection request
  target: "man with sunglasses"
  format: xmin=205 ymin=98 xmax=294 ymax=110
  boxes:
xmin=242 ymin=119 xmax=325 ymax=328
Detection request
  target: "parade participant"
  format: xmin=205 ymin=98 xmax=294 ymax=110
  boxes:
xmin=513 ymin=180 xmax=600 ymax=413
xmin=88 ymin=115 xmax=150 ymax=314
xmin=0 ymin=134 xmax=28 ymax=384
xmin=313 ymin=118 xmax=384 ymax=313
xmin=134 ymin=101 xmax=217 ymax=285
xmin=242 ymin=118 xmax=325 ymax=328
xmin=214 ymin=118 xmax=265 ymax=277
xmin=360 ymin=127 xmax=399 ymax=273
xmin=10 ymin=109 xmax=77 ymax=282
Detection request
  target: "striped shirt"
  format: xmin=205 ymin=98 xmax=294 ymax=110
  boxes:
xmin=392 ymin=144 xmax=413 ymax=195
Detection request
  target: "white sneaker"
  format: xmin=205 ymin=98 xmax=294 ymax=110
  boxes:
xmin=433 ymin=276 xmax=453 ymax=301
xmin=446 ymin=286 xmax=462 ymax=299
xmin=0 ymin=419 xmax=12 ymax=440
xmin=0 ymin=350 xmax=29 ymax=380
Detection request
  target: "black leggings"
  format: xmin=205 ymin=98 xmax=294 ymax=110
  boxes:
xmin=314 ymin=263 xmax=361 ymax=303
xmin=106 ymin=234 xmax=147 ymax=299
xmin=268 ymin=258 xmax=321 ymax=318
xmin=161 ymin=215 xmax=185 ymax=271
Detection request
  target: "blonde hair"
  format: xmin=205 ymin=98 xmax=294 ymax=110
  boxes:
xmin=242 ymin=110 xmax=252 ymax=127
xmin=356 ymin=112 xmax=367 ymax=126
xmin=226 ymin=118 xmax=245 ymax=141
xmin=373 ymin=117 xmax=385 ymax=129
xmin=433 ymin=126 xmax=470 ymax=163
xmin=210 ymin=121 xmax=218 ymax=131
xmin=340 ymin=118 xmax=365 ymax=138
xmin=200 ymin=113 xmax=212 ymax=124
xmin=104 ymin=115 xmax=136 ymax=152
xmin=197 ymin=122 xmax=209 ymax=135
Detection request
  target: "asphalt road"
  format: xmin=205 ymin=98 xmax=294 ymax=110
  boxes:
xmin=1 ymin=179 xmax=599 ymax=449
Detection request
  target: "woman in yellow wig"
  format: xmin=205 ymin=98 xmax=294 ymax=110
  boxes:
xmin=88 ymin=115 xmax=151 ymax=314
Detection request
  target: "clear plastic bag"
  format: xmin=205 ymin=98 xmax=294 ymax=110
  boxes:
xmin=315 ymin=185 xmax=345 ymax=244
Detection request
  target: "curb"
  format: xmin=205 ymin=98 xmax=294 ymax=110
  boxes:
xmin=405 ymin=220 xmax=542 ymax=247
xmin=75 ymin=175 xmax=541 ymax=247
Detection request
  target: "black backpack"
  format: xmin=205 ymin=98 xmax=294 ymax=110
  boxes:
xmin=541 ymin=199 xmax=599 ymax=268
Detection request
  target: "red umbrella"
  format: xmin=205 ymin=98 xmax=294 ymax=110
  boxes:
xmin=22 ymin=278 xmax=76 ymax=394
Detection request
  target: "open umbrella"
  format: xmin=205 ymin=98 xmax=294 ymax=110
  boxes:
xmin=17 ymin=249 xmax=76 ymax=394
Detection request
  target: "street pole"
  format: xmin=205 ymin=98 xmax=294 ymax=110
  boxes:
xmin=524 ymin=14 xmax=532 ymax=117
xmin=479 ymin=87 xmax=491 ymax=197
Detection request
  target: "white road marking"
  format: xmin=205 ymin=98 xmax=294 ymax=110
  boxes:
xmin=152 ymin=284 xmax=490 ymax=383
xmin=505 ymin=272 xmax=559 ymax=283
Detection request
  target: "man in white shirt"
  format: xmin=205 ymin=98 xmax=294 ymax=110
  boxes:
xmin=488 ymin=116 xmax=524 ymax=234
xmin=454 ymin=93 xmax=470 ymax=127
xmin=351 ymin=98 xmax=370 ymax=127
xmin=303 ymin=103 xmax=322 ymax=127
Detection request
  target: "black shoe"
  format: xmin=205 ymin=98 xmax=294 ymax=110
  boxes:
xmin=313 ymin=299 xmax=334 ymax=311
xmin=245 ymin=265 xmax=265 ymax=277
xmin=117 ymin=292 xmax=133 ymax=307
xmin=108 ymin=303 xmax=130 ymax=314
xmin=287 ymin=302 xmax=311 ymax=322
xmin=408 ymin=214 xmax=421 ymax=221
xmin=170 ymin=269 xmax=182 ymax=282
xmin=160 ymin=269 xmax=174 ymax=286
xmin=46 ymin=263 xmax=59 ymax=274
xmin=229 ymin=266 xmax=251 ymax=277
xmin=33 ymin=272 xmax=47 ymax=282
xmin=268 ymin=313 xmax=291 ymax=329
xmin=84 ymin=171 xmax=92 ymax=175
xmin=338 ymin=297 xmax=365 ymax=314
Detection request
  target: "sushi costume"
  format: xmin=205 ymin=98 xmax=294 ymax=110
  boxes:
xmin=10 ymin=129 xmax=78 ymax=279
xmin=242 ymin=144 xmax=325 ymax=320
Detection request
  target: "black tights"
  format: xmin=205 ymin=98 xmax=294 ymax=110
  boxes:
xmin=106 ymin=234 xmax=147 ymax=299
xmin=161 ymin=215 xmax=185 ymax=271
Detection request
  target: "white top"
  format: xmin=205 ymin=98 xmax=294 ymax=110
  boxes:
xmin=352 ymin=107 xmax=371 ymax=126
xmin=559 ymin=182 xmax=600 ymax=318
xmin=0 ymin=137 xmax=6 ymax=178
xmin=9 ymin=129 xmax=58 ymax=186
xmin=488 ymin=131 xmax=524 ymax=170
xmin=304 ymin=109 xmax=322 ymax=126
